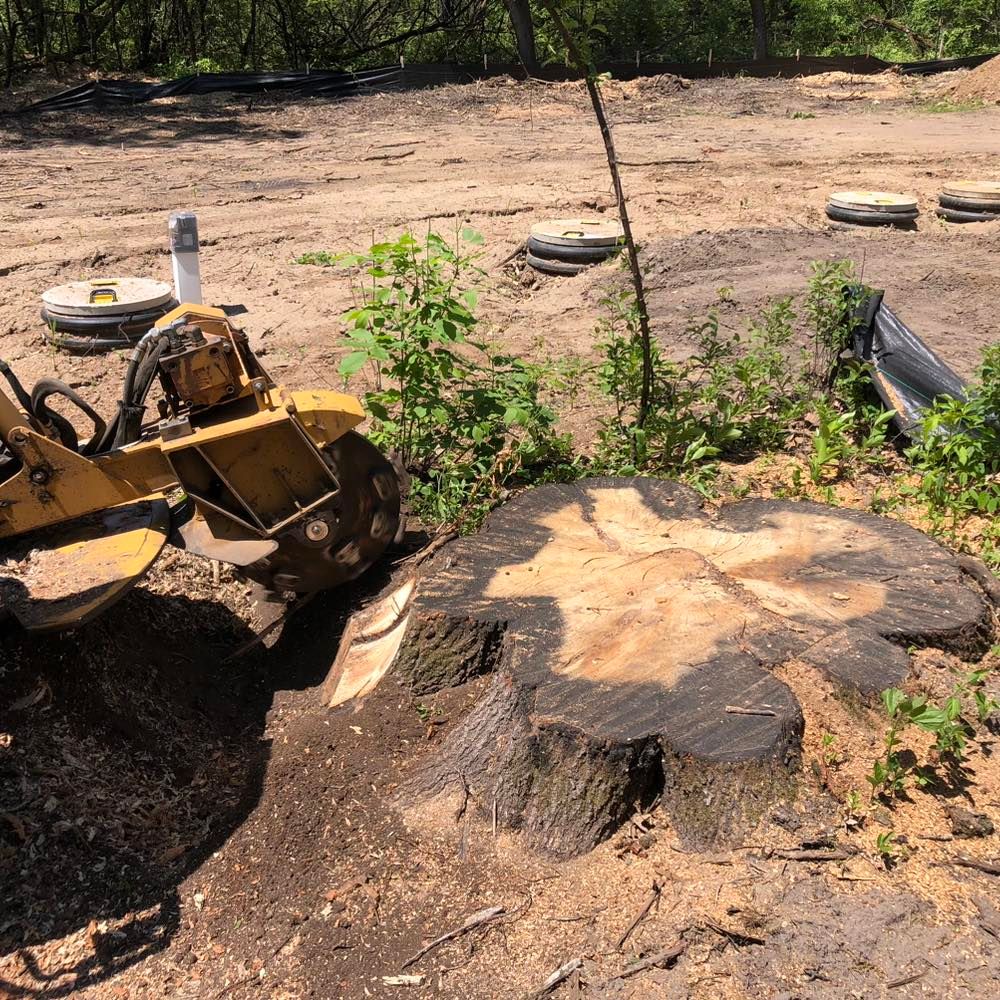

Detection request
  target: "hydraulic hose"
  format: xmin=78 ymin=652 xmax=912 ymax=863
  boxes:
xmin=104 ymin=325 xmax=172 ymax=451
xmin=30 ymin=378 xmax=109 ymax=456
xmin=0 ymin=359 xmax=35 ymax=417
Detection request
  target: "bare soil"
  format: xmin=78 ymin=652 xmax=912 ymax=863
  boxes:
xmin=949 ymin=54 xmax=1000 ymax=104
xmin=2 ymin=72 xmax=1000 ymax=999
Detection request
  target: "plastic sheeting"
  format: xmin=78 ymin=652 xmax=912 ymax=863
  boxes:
xmin=12 ymin=65 xmax=405 ymax=114
xmin=852 ymin=291 xmax=967 ymax=435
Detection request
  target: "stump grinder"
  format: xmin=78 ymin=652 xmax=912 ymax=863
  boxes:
xmin=0 ymin=303 xmax=401 ymax=632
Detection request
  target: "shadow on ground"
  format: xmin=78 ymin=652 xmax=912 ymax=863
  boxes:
xmin=0 ymin=96 xmax=311 ymax=149
xmin=0 ymin=564 xmax=390 ymax=998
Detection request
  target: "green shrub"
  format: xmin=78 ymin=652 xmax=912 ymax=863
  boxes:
xmin=904 ymin=343 xmax=1000 ymax=535
xmin=594 ymin=284 xmax=810 ymax=486
xmin=297 ymin=230 xmax=569 ymax=529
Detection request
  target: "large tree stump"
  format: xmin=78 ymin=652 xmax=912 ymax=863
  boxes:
xmin=323 ymin=478 xmax=991 ymax=856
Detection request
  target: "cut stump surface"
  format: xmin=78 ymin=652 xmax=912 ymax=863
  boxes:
xmin=325 ymin=478 xmax=990 ymax=855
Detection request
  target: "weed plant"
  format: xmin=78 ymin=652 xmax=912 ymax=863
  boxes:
xmin=298 ymin=230 xmax=569 ymax=529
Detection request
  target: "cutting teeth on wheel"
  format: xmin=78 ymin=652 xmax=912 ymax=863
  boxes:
xmin=372 ymin=471 xmax=396 ymax=501
xmin=334 ymin=540 xmax=362 ymax=567
xmin=370 ymin=510 xmax=393 ymax=541
xmin=241 ymin=431 xmax=401 ymax=594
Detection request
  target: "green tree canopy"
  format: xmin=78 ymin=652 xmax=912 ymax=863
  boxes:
xmin=2 ymin=0 xmax=998 ymax=87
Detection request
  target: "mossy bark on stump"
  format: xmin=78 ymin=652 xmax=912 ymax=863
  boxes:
xmin=324 ymin=478 xmax=991 ymax=856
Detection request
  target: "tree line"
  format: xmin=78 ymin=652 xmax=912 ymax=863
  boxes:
xmin=3 ymin=0 xmax=999 ymax=87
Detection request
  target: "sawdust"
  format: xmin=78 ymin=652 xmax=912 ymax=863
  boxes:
xmin=948 ymin=54 xmax=1000 ymax=103
xmin=796 ymin=69 xmax=913 ymax=102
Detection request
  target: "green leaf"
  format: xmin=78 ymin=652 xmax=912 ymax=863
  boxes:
xmin=339 ymin=352 xmax=369 ymax=376
xmin=881 ymin=688 xmax=905 ymax=719
xmin=908 ymin=704 xmax=949 ymax=731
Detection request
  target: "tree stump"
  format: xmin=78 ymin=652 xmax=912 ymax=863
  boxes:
xmin=323 ymin=478 xmax=991 ymax=856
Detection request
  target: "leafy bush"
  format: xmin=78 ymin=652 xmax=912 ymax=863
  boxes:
xmin=805 ymin=258 xmax=861 ymax=383
xmin=594 ymin=289 xmax=808 ymax=485
xmin=594 ymin=259 xmax=886 ymax=488
xmin=867 ymin=669 xmax=999 ymax=803
xmin=297 ymin=230 xmax=568 ymax=528
xmin=904 ymin=344 xmax=1000 ymax=532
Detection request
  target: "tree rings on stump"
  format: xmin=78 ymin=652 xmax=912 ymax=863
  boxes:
xmin=324 ymin=478 xmax=990 ymax=856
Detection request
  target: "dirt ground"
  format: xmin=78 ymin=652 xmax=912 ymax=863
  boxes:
xmin=2 ymin=70 xmax=1000 ymax=999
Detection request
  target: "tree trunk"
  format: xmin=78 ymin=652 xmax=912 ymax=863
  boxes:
xmin=750 ymin=0 xmax=768 ymax=60
xmin=324 ymin=478 xmax=992 ymax=857
xmin=240 ymin=0 xmax=257 ymax=69
xmin=2 ymin=0 xmax=17 ymax=88
xmin=504 ymin=0 xmax=537 ymax=73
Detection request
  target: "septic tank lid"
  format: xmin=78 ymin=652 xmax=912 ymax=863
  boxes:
xmin=529 ymin=218 xmax=624 ymax=246
xmin=940 ymin=180 xmax=1000 ymax=202
xmin=827 ymin=191 xmax=918 ymax=213
xmin=41 ymin=277 xmax=174 ymax=317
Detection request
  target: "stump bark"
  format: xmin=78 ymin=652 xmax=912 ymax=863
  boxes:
xmin=323 ymin=478 xmax=991 ymax=855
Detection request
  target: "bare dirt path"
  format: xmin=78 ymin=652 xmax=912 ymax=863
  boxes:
xmin=2 ymin=73 xmax=999 ymax=416
xmin=2 ymin=73 xmax=1000 ymax=1000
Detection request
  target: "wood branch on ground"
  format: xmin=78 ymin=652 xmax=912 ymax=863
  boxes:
xmin=951 ymin=855 xmax=1000 ymax=876
xmin=771 ymin=848 xmax=853 ymax=861
xmin=616 ymin=880 xmax=661 ymax=949
xmin=401 ymin=905 xmax=506 ymax=969
xmin=525 ymin=958 xmax=583 ymax=999
xmin=614 ymin=940 xmax=687 ymax=981
xmin=703 ymin=916 xmax=766 ymax=946
xmin=324 ymin=478 xmax=991 ymax=856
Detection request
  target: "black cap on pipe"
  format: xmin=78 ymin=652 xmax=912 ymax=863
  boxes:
xmin=169 ymin=211 xmax=199 ymax=253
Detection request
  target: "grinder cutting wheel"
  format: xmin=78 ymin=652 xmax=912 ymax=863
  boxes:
xmin=0 ymin=301 xmax=402 ymax=632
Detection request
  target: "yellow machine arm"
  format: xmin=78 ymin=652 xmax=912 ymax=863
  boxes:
xmin=0 ymin=305 xmax=400 ymax=632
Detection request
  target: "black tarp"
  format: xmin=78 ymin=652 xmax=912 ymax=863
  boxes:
xmin=10 ymin=51 xmax=997 ymax=115
xmin=852 ymin=291 xmax=968 ymax=435
xmin=11 ymin=65 xmax=406 ymax=114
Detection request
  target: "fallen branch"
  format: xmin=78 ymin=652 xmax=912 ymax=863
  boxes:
xmin=887 ymin=963 xmax=928 ymax=989
xmin=772 ymin=848 xmax=851 ymax=862
xmin=525 ymin=958 xmax=582 ymax=999
xmin=498 ymin=240 xmax=527 ymax=267
xmin=410 ymin=531 xmax=458 ymax=568
xmin=724 ymin=705 xmax=777 ymax=717
xmin=951 ymin=855 xmax=1000 ymax=876
xmin=618 ymin=158 xmax=701 ymax=166
xmin=617 ymin=880 xmax=661 ymax=950
xmin=703 ymin=917 xmax=765 ymax=946
xmin=363 ymin=149 xmax=416 ymax=162
xmin=616 ymin=941 xmax=686 ymax=980
xmin=401 ymin=905 xmax=505 ymax=969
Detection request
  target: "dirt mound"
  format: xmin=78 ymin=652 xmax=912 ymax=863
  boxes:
xmin=796 ymin=69 xmax=912 ymax=102
xmin=949 ymin=54 xmax=1000 ymax=103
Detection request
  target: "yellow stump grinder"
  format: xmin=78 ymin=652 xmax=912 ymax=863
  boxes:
xmin=0 ymin=304 xmax=401 ymax=632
